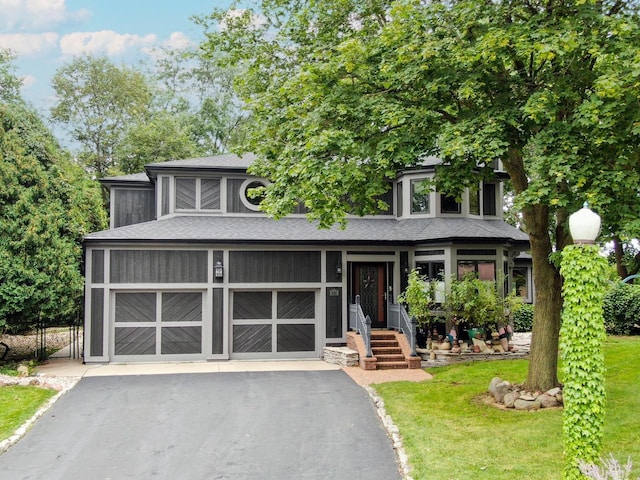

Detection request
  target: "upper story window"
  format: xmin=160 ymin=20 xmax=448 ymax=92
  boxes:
xmin=469 ymin=188 xmax=480 ymax=215
xmin=483 ymin=183 xmax=497 ymax=216
xmin=175 ymin=177 xmax=221 ymax=211
xmin=440 ymin=194 xmax=461 ymax=214
xmin=240 ymin=179 xmax=267 ymax=211
xmin=411 ymin=180 xmax=430 ymax=214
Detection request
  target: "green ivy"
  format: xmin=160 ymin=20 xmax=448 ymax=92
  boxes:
xmin=560 ymin=244 xmax=609 ymax=480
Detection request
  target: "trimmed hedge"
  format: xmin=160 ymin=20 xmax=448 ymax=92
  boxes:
xmin=513 ymin=303 xmax=534 ymax=332
xmin=603 ymin=282 xmax=640 ymax=335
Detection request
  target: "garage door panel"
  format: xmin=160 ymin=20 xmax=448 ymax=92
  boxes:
xmin=115 ymin=293 xmax=156 ymax=323
xmin=161 ymin=326 xmax=202 ymax=354
xmin=277 ymin=324 xmax=315 ymax=352
xmin=233 ymin=291 xmax=272 ymax=319
xmin=162 ymin=292 xmax=202 ymax=322
xmin=277 ymin=291 xmax=315 ymax=319
xmin=233 ymin=324 xmax=272 ymax=353
xmin=115 ymin=327 xmax=156 ymax=355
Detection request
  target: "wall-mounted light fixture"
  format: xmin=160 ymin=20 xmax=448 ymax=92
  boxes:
xmin=214 ymin=260 xmax=224 ymax=279
xmin=336 ymin=263 xmax=342 ymax=278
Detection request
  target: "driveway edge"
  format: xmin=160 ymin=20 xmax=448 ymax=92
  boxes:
xmin=365 ymin=385 xmax=413 ymax=480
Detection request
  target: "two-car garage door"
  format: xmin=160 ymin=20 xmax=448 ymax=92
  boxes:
xmin=112 ymin=289 xmax=319 ymax=360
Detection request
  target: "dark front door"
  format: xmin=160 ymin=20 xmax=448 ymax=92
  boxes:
xmin=354 ymin=264 xmax=387 ymax=328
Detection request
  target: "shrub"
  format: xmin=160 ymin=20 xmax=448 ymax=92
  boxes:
xmin=513 ymin=303 xmax=534 ymax=332
xmin=603 ymin=283 xmax=640 ymax=335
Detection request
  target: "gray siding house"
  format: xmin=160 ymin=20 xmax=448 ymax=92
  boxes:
xmin=83 ymin=153 xmax=530 ymax=363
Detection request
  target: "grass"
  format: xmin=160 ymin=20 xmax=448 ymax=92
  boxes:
xmin=0 ymin=385 xmax=56 ymax=441
xmin=375 ymin=336 xmax=640 ymax=480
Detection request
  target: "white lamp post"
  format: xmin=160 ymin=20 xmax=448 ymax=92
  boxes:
xmin=568 ymin=202 xmax=601 ymax=244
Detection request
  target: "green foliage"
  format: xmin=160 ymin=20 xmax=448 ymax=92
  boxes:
xmin=560 ymin=244 xmax=610 ymax=479
xmin=0 ymin=102 xmax=107 ymax=331
xmin=50 ymin=55 xmax=153 ymax=177
xmin=0 ymin=49 xmax=23 ymax=104
xmin=397 ymin=269 xmax=436 ymax=324
xmin=603 ymin=283 xmax=640 ymax=335
xmin=513 ymin=303 xmax=535 ymax=332
xmin=444 ymin=275 xmax=520 ymax=328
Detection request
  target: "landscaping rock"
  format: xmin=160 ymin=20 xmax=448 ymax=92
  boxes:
xmin=538 ymin=393 xmax=559 ymax=408
xmin=503 ymin=391 xmax=520 ymax=408
xmin=17 ymin=365 xmax=29 ymax=376
xmin=546 ymin=387 xmax=561 ymax=397
xmin=514 ymin=398 xmax=541 ymax=411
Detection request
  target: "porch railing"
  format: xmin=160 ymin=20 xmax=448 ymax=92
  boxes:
xmin=388 ymin=303 xmax=418 ymax=357
xmin=348 ymin=295 xmax=372 ymax=358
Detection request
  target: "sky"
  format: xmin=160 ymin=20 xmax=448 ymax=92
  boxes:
xmin=0 ymin=0 xmax=233 ymax=114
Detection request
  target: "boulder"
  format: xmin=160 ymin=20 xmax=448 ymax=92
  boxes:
xmin=538 ymin=394 xmax=559 ymax=408
xmin=503 ymin=391 xmax=520 ymax=408
xmin=546 ymin=387 xmax=561 ymax=397
xmin=514 ymin=398 xmax=541 ymax=411
xmin=17 ymin=365 xmax=29 ymax=377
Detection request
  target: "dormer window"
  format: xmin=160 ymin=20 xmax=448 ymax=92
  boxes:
xmin=440 ymin=194 xmax=461 ymax=214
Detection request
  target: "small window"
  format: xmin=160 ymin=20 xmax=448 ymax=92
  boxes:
xmin=411 ymin=180 xmax=430 ymax=214
xmin=441 ymin=194 xmax=461 ymax=214
xmin=513 ymin=268 xmax=530 ymax=300
xmin=457 ymin=260 xmax=496 ymax=281
xmin=469 ymin=187 xmax=480 ymax=215
xmin=483 ymin=183 xmax=497 ymax=216
xmin=240 ymin=179 xmax=268 ymax=211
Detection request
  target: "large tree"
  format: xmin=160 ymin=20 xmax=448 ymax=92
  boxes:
xmin=0 ymin=103 xmax=107 ymax=331
xmin=50 ymin=55 xmax=153 ymax=177
xmin=200 ymin=0 xmax=640 ymax=390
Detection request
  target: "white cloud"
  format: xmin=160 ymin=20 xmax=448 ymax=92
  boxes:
xmin=163 ymin=32 xmax=192 ymax=51
xmin=59 ymin=30 xmax=157 ymax=57
xmin=0 ymin=32 xmax=58 ymax=57
xmin=0 ymin=0 xmax=90 ymax=31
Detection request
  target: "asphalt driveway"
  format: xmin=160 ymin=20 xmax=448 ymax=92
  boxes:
xmin=0 ymin=370 xmax=402 ymax=480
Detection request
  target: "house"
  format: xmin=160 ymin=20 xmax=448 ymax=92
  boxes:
xmin=82 ymin=153 xmax=530 ymax=364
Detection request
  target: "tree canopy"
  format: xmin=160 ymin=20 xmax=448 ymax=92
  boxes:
xmin=200 ymin=0 xmax=640 ymax=390
xmin=50 ymin=52 xmax=251 ymax=176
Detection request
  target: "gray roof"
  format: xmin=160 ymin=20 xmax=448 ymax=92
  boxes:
xmin=100 ymin=172 xmax=151 ymax=185
xmin=85 ymin=215 xmax=529 ymax=246
xmin=146 ymin=153 xmax=256 ymax=171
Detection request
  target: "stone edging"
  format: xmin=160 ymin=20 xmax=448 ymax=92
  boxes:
xmin=0 ymin=375 xmax=80 ymax=454
xmin=364 ymin=385 xmax=413 ymax=480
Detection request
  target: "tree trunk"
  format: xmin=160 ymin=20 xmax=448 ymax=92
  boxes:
xmin=613 ymin=236 xmax=629 ymax=279
xmin=525 ymin=209 xmax=563 ymax=391
xmin=505 ymin=147 xmax=563 ymax=392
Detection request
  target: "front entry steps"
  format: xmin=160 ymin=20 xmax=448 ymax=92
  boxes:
xmin=346 ymin=330 xmax=422 ymax=370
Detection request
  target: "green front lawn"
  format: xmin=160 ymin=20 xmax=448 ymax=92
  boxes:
xmin=375 ymin=336 xmax=640 ymax=480
xmin=0 ymin=385 xmax=56 ymax=441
